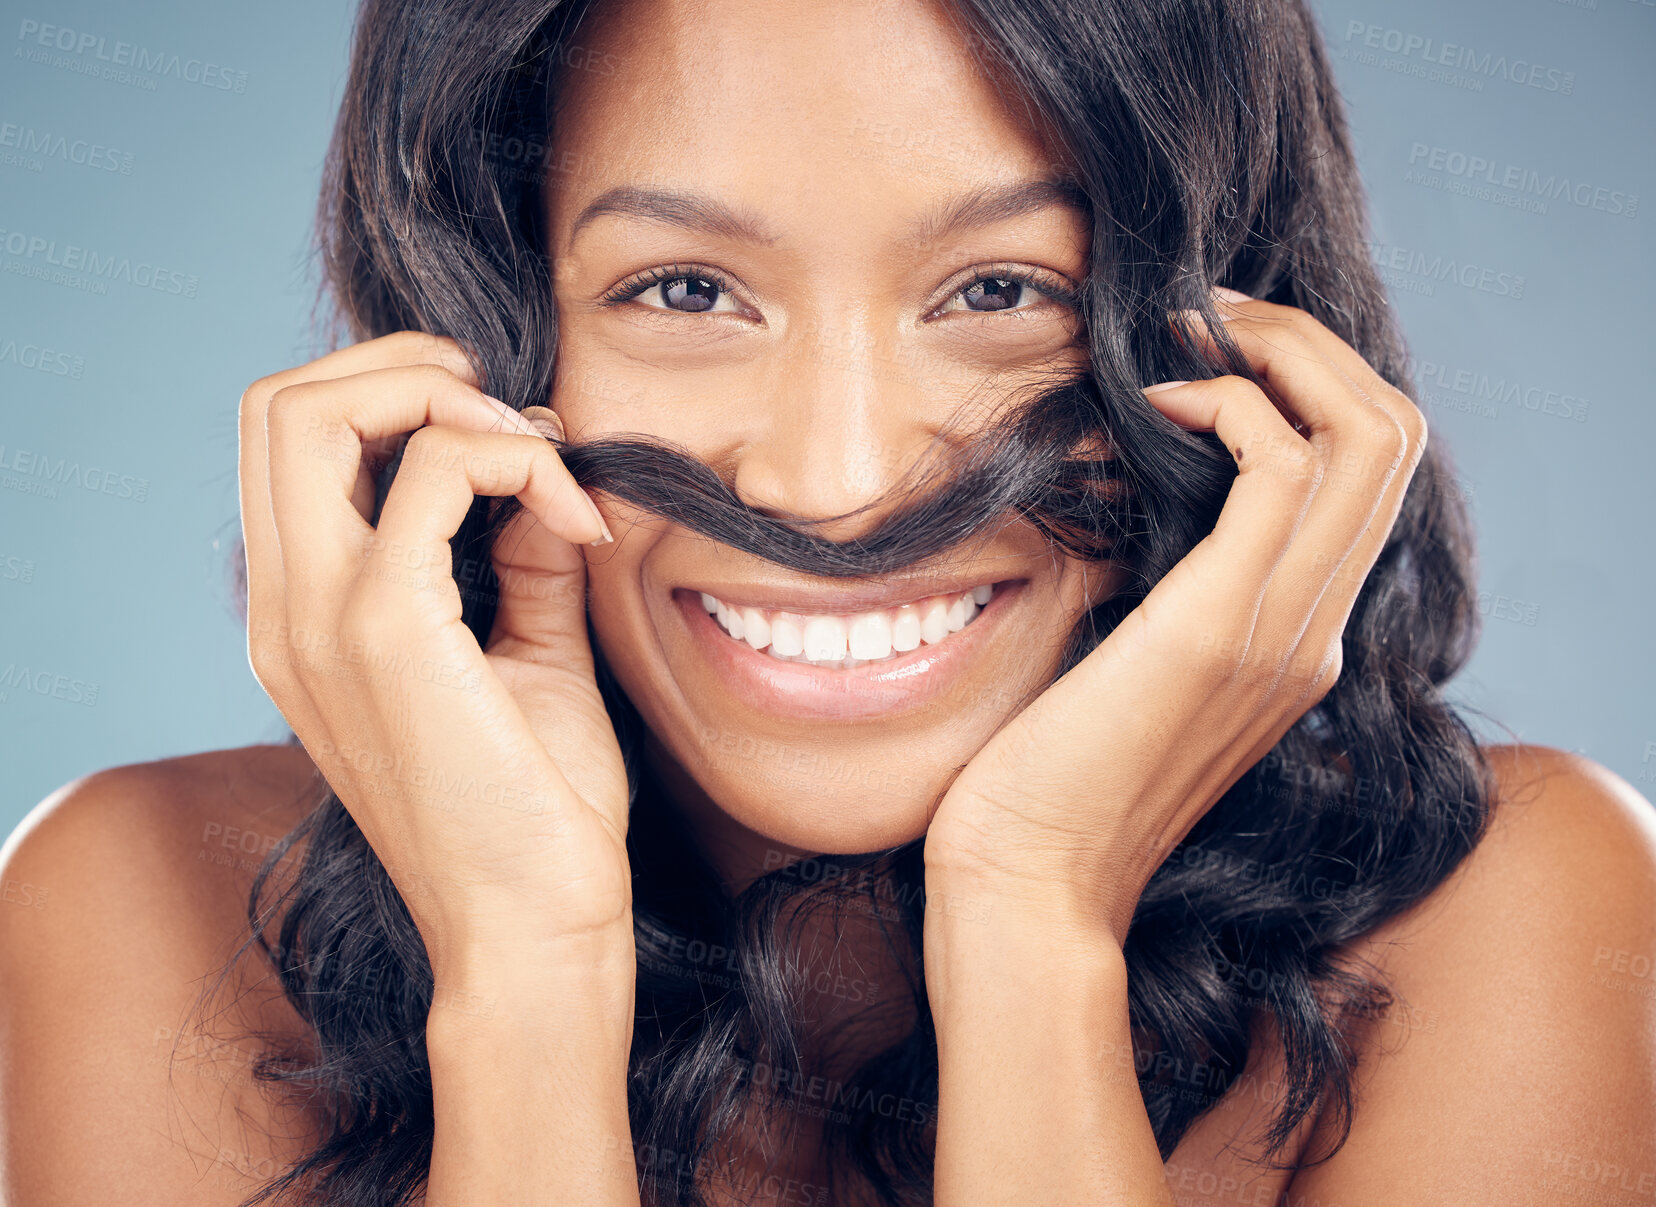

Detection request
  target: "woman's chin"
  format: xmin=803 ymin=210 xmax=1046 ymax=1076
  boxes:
xmin=715 ymin=778 xmax=940 ymax=866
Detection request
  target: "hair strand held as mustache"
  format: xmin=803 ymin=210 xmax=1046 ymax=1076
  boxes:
xmin=539 ymin=371 xmax=1138 ymax=579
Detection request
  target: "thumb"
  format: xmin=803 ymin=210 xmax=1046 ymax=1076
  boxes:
xmin=483 ymin=407 xmax=628 ymax=822
xmin=483 ymin=405 xmax=597 ymax=671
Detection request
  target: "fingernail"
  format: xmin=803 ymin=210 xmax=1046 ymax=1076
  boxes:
xmin=585 ymin=491 xmax=614 ymax=546
xmin=1212 ymin=286 xmax=1254 ymax=303
xmin=1143 ymin=380 xmax=1190 ymax=394
xmin=520 ymin=405 xmax=566 ymax=442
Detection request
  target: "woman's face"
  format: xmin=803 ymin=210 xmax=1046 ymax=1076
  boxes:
xmin=543 ymin=0 xmax=1120 ymax=877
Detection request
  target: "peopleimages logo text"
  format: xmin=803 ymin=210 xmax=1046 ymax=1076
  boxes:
xmin=0 ymin=227 xmax=197 ymax=297
xmin=0 ymin=121 xmax=134 ymax=174
xmin=1407 ymin=145 xmax=1638 ymax=219
xmin=1368 ymin=241 xmax=1526 ymax=299
xmin=15 ymin=19 xmax=248 ymax=92
xmin=1343 ymin=22 xmax=1576 ymax=94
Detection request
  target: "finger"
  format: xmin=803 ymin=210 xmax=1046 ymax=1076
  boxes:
xmin=1183 ymin=298 xmax=1374 ymax=444
xmin=239 ymin=333 xmax=486 ymax=706
xmin=966 ymin=377 xmax=1321 ymax=837
xmin=1179 ymin=305 xmax=1416 ymax=631
xmin=484 ymin=502 xmax=632 ymax=825
xmin=1211 ymin=290 xmax=1428 ymax=462
xmin=369 ymin=426 xmax=606 ymax=587
xmin=487 ymin=405 xmax=593 ymax=653
xmin=1140 ymin=375 xmax=1321 ymax=612
xmin=265 ymin=364 xmax=542 ymax=609
xmin=345 ymin=425 xmax=608 ymax=822
xmin=1222 ymin=302 xmax=1431 ymax=635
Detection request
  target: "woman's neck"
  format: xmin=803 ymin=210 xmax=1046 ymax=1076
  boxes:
xmin=637 ymin=727 xmax=923 ymax=1081
xmin=640 ymin=727 xmax=818 ymax=897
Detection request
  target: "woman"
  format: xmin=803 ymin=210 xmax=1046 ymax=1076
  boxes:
xmin=2 ymin=0 xmax=1651 ymax=1203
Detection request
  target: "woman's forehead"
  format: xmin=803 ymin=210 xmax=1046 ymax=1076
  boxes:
xmin=542 ymin=0 xmax=1069 ymax=239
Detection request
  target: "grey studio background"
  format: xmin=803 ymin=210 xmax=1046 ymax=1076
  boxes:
xmin=1 ymin=0 xmax=1652 ymax=838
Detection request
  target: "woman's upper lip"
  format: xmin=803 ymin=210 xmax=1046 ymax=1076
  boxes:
xmin=678 ymin=574 xmax=1023 ymax=615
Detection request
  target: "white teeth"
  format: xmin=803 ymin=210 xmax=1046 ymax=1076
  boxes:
xmin=919 ymin=599 xmax=950 ymax=645
xmin=771 ymin=613 xmax=805 ymax=657
xmin=698 ymin=583 xmax=998 ymax=667
xmin=741 ymin=606 xmax=771 ymax=651
xmin=891 ymin=605 xmax=922 ymax=653
xmin=848 ymin=611 xmax=893 ymax=660
xmin=802 ymin=615 xmax=848 ymax=661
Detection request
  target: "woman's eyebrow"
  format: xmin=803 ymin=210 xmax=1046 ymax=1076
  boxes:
xmin=904 ymin=177 xmax=1091 ymax=250
xmin=566 ymin=177 xmax=1089 ymax=251
xmin=569 ymin=186 xmax=781 ymax=248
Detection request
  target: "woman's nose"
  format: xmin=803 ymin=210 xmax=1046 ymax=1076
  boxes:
xmin=729 ymin=322 xmax=938 ymax=543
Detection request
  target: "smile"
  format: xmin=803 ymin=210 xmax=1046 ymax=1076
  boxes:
xmin=696 ymin=583 xmax=995 ymax=669
xmin=671 ymin=579 xmax=1023 ymax=721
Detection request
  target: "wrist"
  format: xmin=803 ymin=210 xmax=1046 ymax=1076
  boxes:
xmin=429 ymin=919 xmax=636 ymax=1037
xmin=923 ymin=858 xmax=1132 ymax=950
xmin=424 ymin=931 xmax=640 ymax=1206
xmin=429 ymin=912 xmax=637 ymax=989
xmin=924 ymin=863 xmax=1128 ymax=1021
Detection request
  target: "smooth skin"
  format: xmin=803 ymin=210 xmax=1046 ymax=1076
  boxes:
xmin=3 ymin=0 xmax=1654 ymax=1202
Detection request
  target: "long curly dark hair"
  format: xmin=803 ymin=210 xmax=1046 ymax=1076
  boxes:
xmin=216 ymin=0 xmax=1497 ymax=1203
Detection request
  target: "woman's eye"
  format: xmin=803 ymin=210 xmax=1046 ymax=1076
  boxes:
xmin=947 ymin=278 xmax=1033 ymax=312
xmin=635 ymin=275 xmax=742 ymax=314
xmin=601 ymin=266 xmax=1075 ymax=320
xmin=936 ymin=274 xmax=1070 ymax=316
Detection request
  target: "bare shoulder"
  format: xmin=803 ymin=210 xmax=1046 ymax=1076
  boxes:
xmin=0 ymin=743 xmax=327 ymax=1204
xmin=1345 ymin=741 xmax=1656 ymax=994
xmin=1287 ymin=742 xmax=1656 ymax=1204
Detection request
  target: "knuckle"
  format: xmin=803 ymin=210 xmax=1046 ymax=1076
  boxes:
xmin=1287 ymin=643 xmax=1342 ymax=702
xmin=402 ymin=423 xmax=442 ymax=452
xmin=387 ymin=329 xmax=464 ymax=365
xmin=239 ymin=372 xmax=291 ymax=428
xmin=1285 ymin=445 xmax=1321 ymax=482
xmin=1280 ymin=305 xmax=1328 ymax=337
xmin=399 ymin=423 xmax=451 ymax=466
xmin=1272 ymin=326 xmax=1321 ymax=359
xmin=1355 ymin=406 xmax=1409 ymax=463
xmin=1270 ymin=444 xmax=1322 ymax=494
xmin=264 ymin=378 xmax=322 ymax=435
xmin=248 ymin=637 xmax=284 ymax=684
xmin=239 ymin=371 xmax=284 ymax=408
xmin=463 ymin=448 xmax=514 ymax=495
xmin=1230 ymin=294 xmax=1289 ymax=320
xmin=246 ymin=617 xmax=303 ymax=693
xmin=404 ymin=358 xmax=470 ymax=398
xmin=1206 ymin=374 xmax=1264 ymax=404
xmin=1232 ymin=298 xmax=1312 ymax=333
xmin=1396 ymin=396 xmax=1429 ymax=453
xmin=386 ymin=329 xmax=444 ymax=352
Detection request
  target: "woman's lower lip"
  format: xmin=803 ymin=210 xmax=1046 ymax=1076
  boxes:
xmin=672 ymin=581 xmax=1023 ymax=721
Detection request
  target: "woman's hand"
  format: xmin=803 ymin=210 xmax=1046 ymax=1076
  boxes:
xmin=238 ymin=331 xmax=632 ymax=983
xmin=923 ymin=290 xmax=1428 ymax=945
